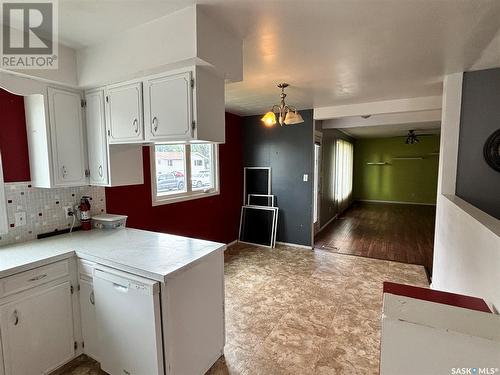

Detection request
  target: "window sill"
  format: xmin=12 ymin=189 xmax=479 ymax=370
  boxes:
xmin=152 ymin=190 xmax=220 ymax=206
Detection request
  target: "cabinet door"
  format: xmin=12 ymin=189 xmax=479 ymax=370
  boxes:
xmin=47 ymin=87 xmax=88 ymax=186
xmin=79 ymin=278 xmax=99 ymax=361
xmin=106 ymin=82 xmax=143 ymax=143
xmin=145 ymin=71 xmax=193 ymax=141
xmin=0 ymin=282 xmax=75 ymax=375
xmin=85 ymin=90 xmax=109 ymax=186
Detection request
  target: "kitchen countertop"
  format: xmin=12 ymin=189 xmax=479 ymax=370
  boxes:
xmin=0 ymin=228 xmax=226 ymax=281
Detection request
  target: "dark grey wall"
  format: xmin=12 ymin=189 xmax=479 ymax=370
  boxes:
xmin=242 ymin=110 xmax=314 ymax=246
xmin=456 ymin=68 xmax=500 ymax=219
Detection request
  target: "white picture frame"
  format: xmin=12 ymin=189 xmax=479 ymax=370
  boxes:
xmin=243 ymin=167 xmax=271 ymax=205
xmin=238 ymin=205 xmax=278 ymax=248
xmin=247 ymin=194 xmax=275 ymax=207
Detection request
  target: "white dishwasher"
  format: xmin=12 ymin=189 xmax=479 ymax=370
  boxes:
xmin=93 ymin=266 xmax=164 ymax=375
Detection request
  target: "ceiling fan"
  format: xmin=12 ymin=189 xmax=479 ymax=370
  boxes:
xmin=405 ymin=129 xmax=438 ymax=144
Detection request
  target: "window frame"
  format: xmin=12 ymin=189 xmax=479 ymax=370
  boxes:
xmin=0 ymin=151 xmax=8 ymax=234
xmin=150 ymin=144 xmax=220 ymax=206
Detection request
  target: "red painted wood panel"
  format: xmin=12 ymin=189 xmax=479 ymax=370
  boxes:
xmin=383 ymin=281 xmax=491 ymax=313
xmin=105 ymin=112 xmax=243 ymax=244
xmin=0 ymin=89 xmax=31 ymax=182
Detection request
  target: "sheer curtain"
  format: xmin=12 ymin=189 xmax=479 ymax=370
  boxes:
xmin=334 ymin=139 xmax=354 ymax=213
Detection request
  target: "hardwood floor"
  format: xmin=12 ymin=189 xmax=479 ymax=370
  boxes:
xmin=314 ymin=201 xmax=436 ymax=276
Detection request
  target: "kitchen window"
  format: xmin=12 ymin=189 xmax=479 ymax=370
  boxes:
xmin=151 ymin=143 xmax=219 ymax=205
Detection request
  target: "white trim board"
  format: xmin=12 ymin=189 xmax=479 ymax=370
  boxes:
xmin=314 ymin=96 xmax=442 ymax=120
xmin=356 ymin=199 xmax=436 ymax=206
xmin=275 ymin=241 xmax=313 ymax=250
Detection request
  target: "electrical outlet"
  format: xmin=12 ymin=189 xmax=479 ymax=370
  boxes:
xmin=63 ymin=206 xmax=74 ymax=218
xmin=303 ymin=174 xmax=309 ymax=182
xmin=14 ymin=212 xmax=26 ymax=227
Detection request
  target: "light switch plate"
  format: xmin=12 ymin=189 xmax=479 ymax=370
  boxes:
xmin=303 ymin=174 xmax=309 ymax=182
xmin=15 ymin=212 xmax=26 ymax=227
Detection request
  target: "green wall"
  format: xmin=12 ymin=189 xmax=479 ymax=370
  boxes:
xmin=353 ymin=135 xmax=440 ymax=204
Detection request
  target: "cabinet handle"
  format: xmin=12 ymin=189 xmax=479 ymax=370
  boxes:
xmin=98 ymin=165 xmax=103 ymax=177
xmin=62 ymin=165 xmax=68 ymax=178
xmin=13 ymin=310 xmax=19 ymax=326
xmin=89 ymin=290 xmax=95 ymax=305
xmin=133 ymin=118 xmax=139 ymax=134
xmin=28 ymin=273 xmax=47 ymax=282
xmin=152 ymin=116 xmax=158 ymax=133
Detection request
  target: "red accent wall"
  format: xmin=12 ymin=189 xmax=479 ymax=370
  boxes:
xmin=0 ymin=89 xmax=31 ymax=182
xmin=105 ymin=113 xmax=243 ymax=244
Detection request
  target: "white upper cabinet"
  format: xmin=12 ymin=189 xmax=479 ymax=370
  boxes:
xmin=191 ymin=66 xmax=225 ymax=143
xmin=105 ymin=82 xmax=144 ymax=143
xmin=47 ymin=88 xmax=88 ymax=186
xmin=85 ymin=90 xmax=109 ymax=186
xmin=144 ymin=71 xmax=193 ymax=141
xmin=144 ymin=66 xmax=225 ymax=143
xmin=25 ymin=87 xmax=88 ymax=188
xmin=85 ymin=89 xmax=144 ymax=187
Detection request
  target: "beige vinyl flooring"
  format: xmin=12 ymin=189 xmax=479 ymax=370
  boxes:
xmin=54 ymin=242 xmax=428 ymax=375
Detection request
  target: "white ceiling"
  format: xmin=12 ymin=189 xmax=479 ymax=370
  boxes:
xmin=337 ymin=122 xmax=441 ymax=139
xmin=58 ymin=1 xmax=195 ymax=48
xmin=57 ymin=0 xmax=500 ymax=116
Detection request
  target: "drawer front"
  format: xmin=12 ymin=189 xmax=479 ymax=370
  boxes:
xmin=0 ymin=260 xmax=69 ymax=298
xmin=78 ymin=259 xmax=96 ymax=279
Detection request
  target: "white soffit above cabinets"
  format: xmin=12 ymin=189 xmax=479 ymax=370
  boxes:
xmin=77 ymin=5 xmax=242 ymax=87
xmin=1 ymin=4 xmax=242 ymax=88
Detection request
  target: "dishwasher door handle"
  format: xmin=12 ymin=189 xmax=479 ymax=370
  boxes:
xmin=112 ymin=282 xmax=129 ymax=293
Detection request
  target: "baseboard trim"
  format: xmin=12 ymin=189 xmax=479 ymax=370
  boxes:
xmin=317 ymin=214 xmax=338 ymax=234
xmin=225 ymin=239 xmax=238 ymax=250
xmin=356 ymin=199 xmax=436 ymax=206
xmin=276 ymin=241 xmax=313 ymax=250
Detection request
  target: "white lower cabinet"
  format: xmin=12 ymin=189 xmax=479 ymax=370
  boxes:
xmin=0 ymin=250 xmax=224 ymax=375
xmin=78 ymin=277 xmax=99 ymax=361
xmin=0 ymin=281 xmax=75 ymax=375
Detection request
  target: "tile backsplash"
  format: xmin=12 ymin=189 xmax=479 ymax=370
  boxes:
xmin=0 ymin=182 xmax=106 ymax=246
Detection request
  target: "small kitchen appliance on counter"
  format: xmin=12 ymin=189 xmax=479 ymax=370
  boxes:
xmin=92 ymin=214 xmax=128 ymax=229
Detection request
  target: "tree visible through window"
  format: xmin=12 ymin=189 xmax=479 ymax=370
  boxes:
xmin=152 ymin=143 xmax=219 ymax=204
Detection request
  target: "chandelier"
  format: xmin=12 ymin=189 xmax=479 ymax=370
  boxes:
xmin=261 ymin=83 xmax=304 ymax=127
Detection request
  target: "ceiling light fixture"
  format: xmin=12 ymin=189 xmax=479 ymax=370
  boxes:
xmin=405 ymin=130 xmax=419 ymax=144
xmin=261 ymin=83 xmax=304 ymax=127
